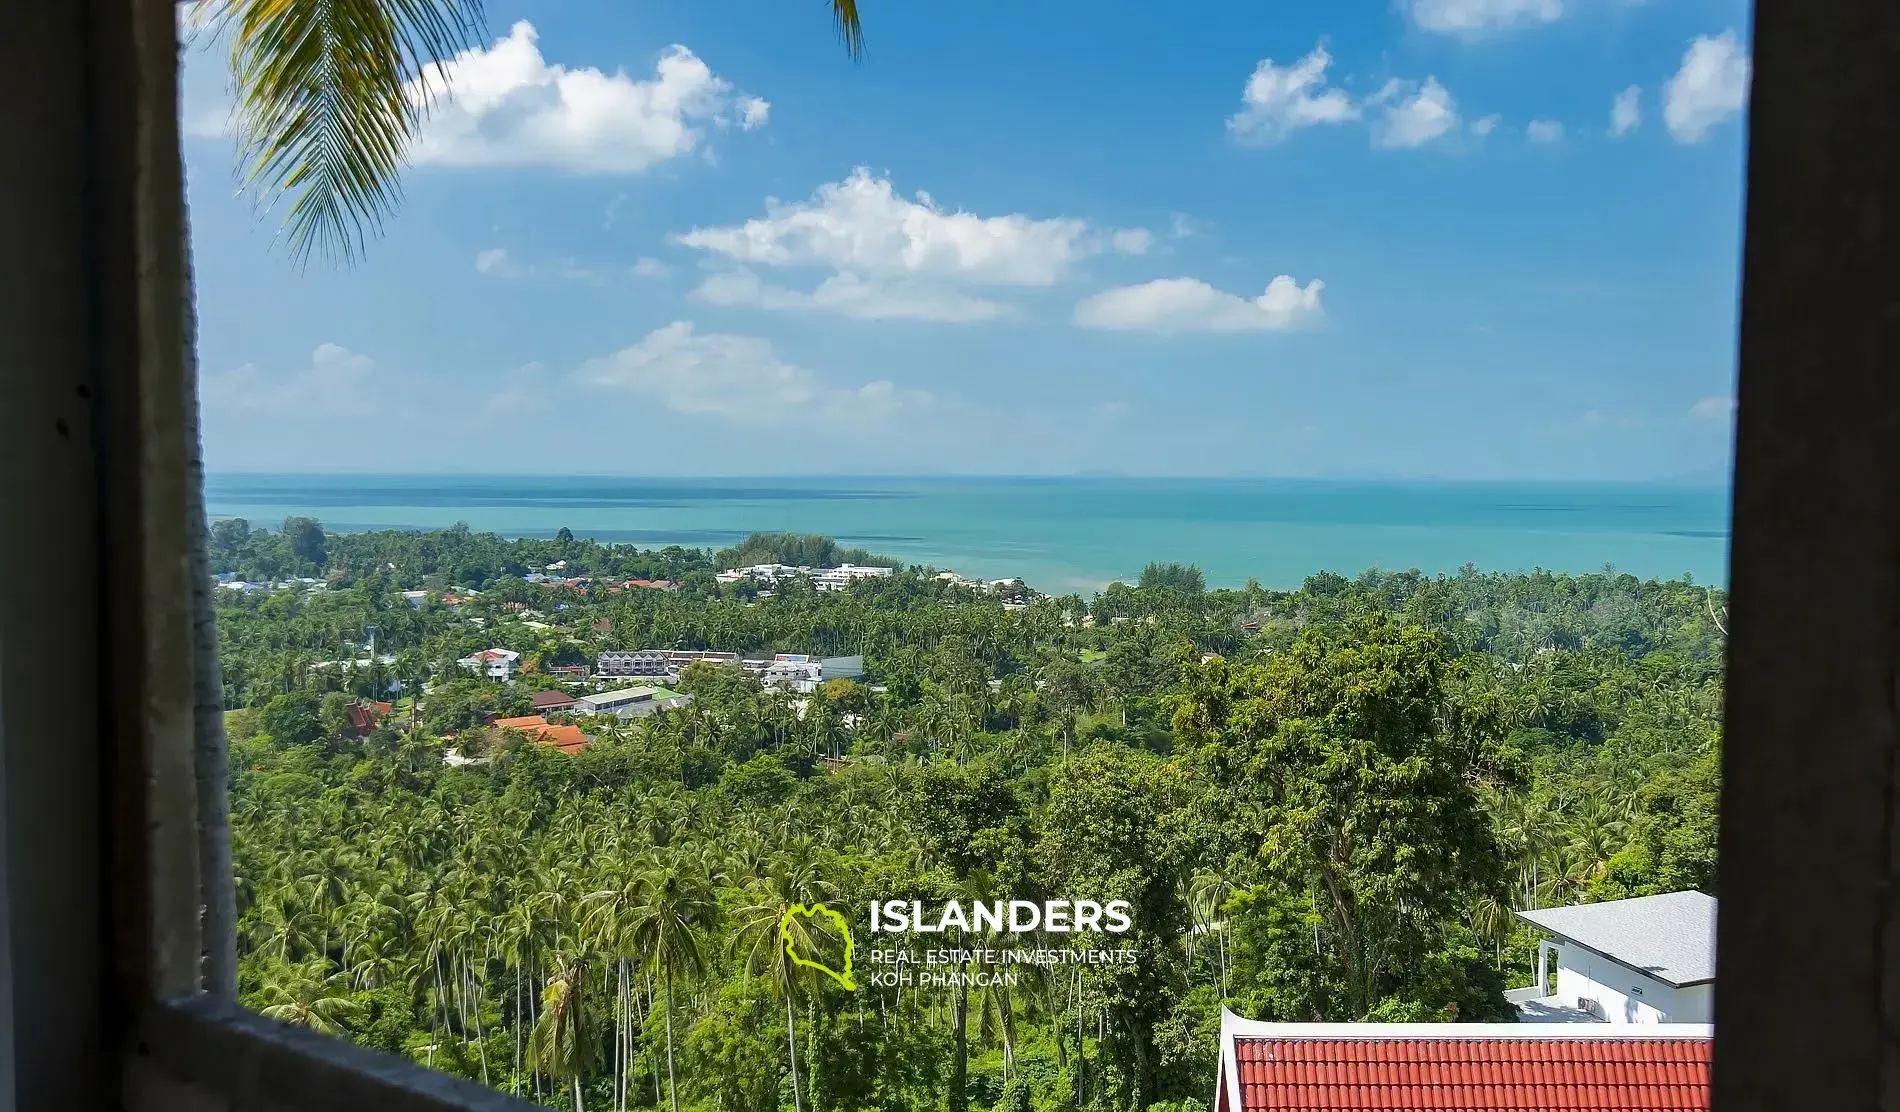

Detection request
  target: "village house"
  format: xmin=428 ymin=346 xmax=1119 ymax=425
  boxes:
xmin=343 ymin=700 xmax=392 ymax=737
xmin=1509 ymin=890 xmax=1717 ymax=1025
xmin=457 ymin=648 xmax=520 ymax=680
xmin=528 ymin=689 xmax=578 ymax=715
xmin=490 ymin=715 xmax=590 ymax=755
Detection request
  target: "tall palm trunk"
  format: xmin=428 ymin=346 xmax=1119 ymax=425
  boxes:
xmin=786 ymin=994 xmax=806 ymax=1112
xmin=662 ymin=963 xmax=681 ymax=1112
xmin=950 ymin=972 xmax=970 ymax=1112
xmin=181 ymin=163 xmax=238 ymax=999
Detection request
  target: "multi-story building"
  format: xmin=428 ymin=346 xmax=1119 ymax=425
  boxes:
xmin=812 ymin=564 xmax=894 ymax=592
xmin=595 ymin=649 xmax=741 ymax=679
xmin=716 ymin=563 xmax=895 ymax=591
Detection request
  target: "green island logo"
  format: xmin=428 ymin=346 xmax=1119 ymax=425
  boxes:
xmin=779 ymin=902 xmax=857 ymax=990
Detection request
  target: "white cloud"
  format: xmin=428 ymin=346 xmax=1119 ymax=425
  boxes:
xmin=408 ymin=21 xmax=766 ymax=173
xmin=632 ymin=256 xmax=673 ymax=279
xmin=738 ymin=96 xmax=771 ymax=130
xmin=1527 ymin=118 xmax=1564 ymax=143
xmin=1073 ymin=276 xmax=1325 ymax=334
xmin=1369 ymin=77 xmax=1462 ymax=149
xmin=473 ymin=248 xmax=598 ymax=281
xmin=577 ymin=321 xmax=931 ymax=424
xmin=675 ymin=168 xmax=1133 ymax=288
xmin=202 ymin=344 xmax=376 ymax=415
xmin=690 ymin=269 xmax=1011 ymax=323
xmin=1111 ymin=228 xmax=1155 ymax=255
xmin=1610 ymin=85 xmax=1642 ymax=137
xmin=1169 ymin=213 xmax=1210 ymax=239
xmin=1663 ymin=32 xmax=1751 ymax=144
xmin=1470 ymin=114 xmax=1501 ymax=137
xmin=1226 ymin=45 xmax=1360 ymax=146
xmin=475 ymin=248 xmax=518 ymax=276
xmin=1689 ymin=395 xmax=1736 ymax=421
xmin=1407 ymin=0 xmax=1563 ymax=36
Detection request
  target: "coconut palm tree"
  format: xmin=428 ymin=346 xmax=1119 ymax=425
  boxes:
xmin=624 ymin=848 xmax=722 ymax=1112
xmin=730 ymin=850 xmax=839 ymax=1112
xmin=1187 ymin=868 xmax=1236 ymax=997
xmin=528 ymin=955 xmax=595 ymax=1112
xmin=257 ymin=959 xmax=363 ymax=1036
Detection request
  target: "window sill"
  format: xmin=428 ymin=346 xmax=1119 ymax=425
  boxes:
xmin=131 ymin=997 xmax=538 ymax=1112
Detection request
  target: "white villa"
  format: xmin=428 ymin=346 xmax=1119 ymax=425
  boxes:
xmin=457 ymin=648 xmax=520 ymax=680
xmin=763 ymin=657 xmax=824 ymax=694
xmin=1509 ymin=890 xmax=1716 ymax=1025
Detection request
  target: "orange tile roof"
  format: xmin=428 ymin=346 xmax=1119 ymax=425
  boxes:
xmin=492 ymin=717 xmax=590 ymax=755
xmin=1224 ymin=1031 xmax=1711 ymax=1112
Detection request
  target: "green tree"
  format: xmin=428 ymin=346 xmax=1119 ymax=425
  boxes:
xmin=1176 ymin=616 xmax=1519 ymax=1019
xmin=1140 ymin=562 xmax=1206 ymax=595
xmin=284 ymin=515 xmax=327 ymax=569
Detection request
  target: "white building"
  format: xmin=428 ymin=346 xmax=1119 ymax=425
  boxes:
xmin=812 ymin=564 xmax=893 ymax=592
xmin=763 ymin=657 xmax=824 ymax=694
xmin=573 ymin=686 xmax=693 ymax=720
xmin=596 ymin=649 xmax=741 ymax=680
xmin=1510 ymin=891 xmax=1716 ymax=1025
xmin=457 ymin=648 xmax=520 ymax=680
xmin=715 ymin=563 xmax=802 ymax=585
xmin=716 ymin=563 xmax=893 ymax=591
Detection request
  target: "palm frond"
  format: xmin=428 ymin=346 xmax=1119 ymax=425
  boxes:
xmin=206 ymin=0 xmax=485 ymax=266
xmin=202 ymin=0 xmax=863 ymax=267
xmin=831 ymin=0 xmax=865 ymax=61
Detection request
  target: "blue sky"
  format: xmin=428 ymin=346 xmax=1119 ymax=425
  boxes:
xmin=181 ymin=0 xmax=1751 ymax=480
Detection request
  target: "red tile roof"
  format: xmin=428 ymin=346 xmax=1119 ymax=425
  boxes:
xmin=344 ymin=700 xmax=393 ymax=737
xmin=1220 ymin=1022 xmax=1710 ymax=1112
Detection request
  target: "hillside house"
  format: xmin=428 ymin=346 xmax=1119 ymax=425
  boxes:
xmin=529 ymin=689 xmax=578 ymax=715
xmin=490 ymin=715 xmax=590 ymax=755
xmin=1510 ymin=891 xmax=1717 ymax=1024
xmin=457 ymin=648 xmax=520 ymax=680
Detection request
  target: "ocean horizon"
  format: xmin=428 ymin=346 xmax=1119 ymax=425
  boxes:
xmin=205 ymin=473 xmax=1733 ymax=594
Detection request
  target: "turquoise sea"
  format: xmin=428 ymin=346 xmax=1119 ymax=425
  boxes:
xmin=204 ymin=474 xmax=1732 ymax=594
